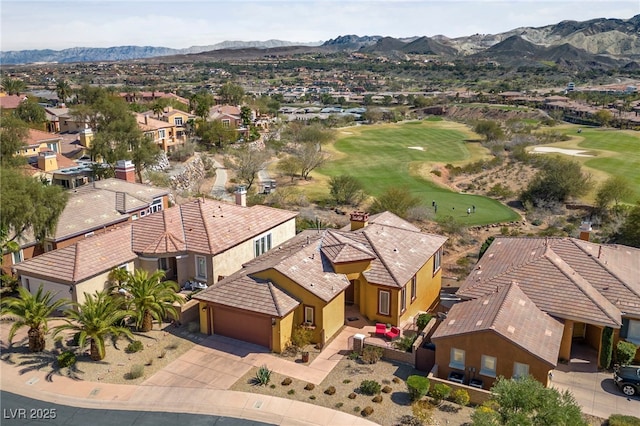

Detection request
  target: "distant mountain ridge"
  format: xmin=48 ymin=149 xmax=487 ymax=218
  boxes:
xmin=2 ymin=15 xmax=640 ymax=66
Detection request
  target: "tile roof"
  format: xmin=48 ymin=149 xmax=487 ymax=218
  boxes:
xmin=135 ymin=113 xmax=174 ymax=131
xmin=25 ymin=129 xmax=61 ymax=147
xmin=13 ymin=226 xmax=136 ymax=284
xmin=131 ymin=198 xmax=298 ymax=256
xmin=0 ymin=95 xmax=26 ymax=109
xmin=92 ymin=178 xmax=169 ymax=203
xmin=457 ymin=237 xmax=639 ymax=326
xmin=432 ymin=282 xmax=563 ymax=366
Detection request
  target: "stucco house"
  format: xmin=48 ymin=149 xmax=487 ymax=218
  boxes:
xmin=135 ymin=113 xmax=183 ymax=153
xmin=454 ymin=237 xmax=640 ymax=368
xmin=194 ymin=211 xmax=447 ymax=352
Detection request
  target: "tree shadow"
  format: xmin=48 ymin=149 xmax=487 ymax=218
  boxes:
xmin=390 ymin=391 xmax=412 ymax=406
xmin=439 ymin=402 xmax=462 ymax=413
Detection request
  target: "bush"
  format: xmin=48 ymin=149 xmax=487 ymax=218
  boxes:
xmin=616 ymin=341 xmax=639 ymax=366
xmin=57 ymin=351 xmax=76 ymax=368
xmin=429 ymin=383 xmax=451 ymax=404
xmin=335 ymin=402 xmax=343 ymax=408
xmin=394 ymin=335 xmax=418 ymax=352
xmin=361 ymin=346 xmax=384 ymax=364
xmin=416 ymin=313 xmax=432 ymax=331
xmin=288 ymin=389 xmax=295 ymax=395
xmin=145 ymin=358 xmax=153 ymax=366
xmin=127 ymin=364 xmax=144 ymax=380
xmin=158 ymin=350 xmax=166 ymax=359
xmin=291 ymin=326 xmax=313 ymax=351
xmin=360 ymin=380 xmax=382 ymax=395
xmin=255 ymin=365 xmax=272 ymax=386
xmin=348 ymin=392 xmax=357 ymax=399
xmin=126 ymin=340 xmax=144 ymax=353
xmin=343 ymin=379 xmax=351 ymax=384
xmin=372 ymin=395 xmax=383 ymax=403
xmin=392 ymin=377 xmax=401 ymax=384
xmin=361 ymin=406 xmax=374 ymax=417
xmin=450 ymin=389 xmax=470 ymax=406
xmin=353 ymin=406 xmax=361 ymax=413
xmin=281 ymin=377 xmax=292 ymax=386
xmin=406 ymin=375 xmax=430 ymax=401
xmin=412 ymin=400 xmax=435 ymax=424
xmin=382 ymin=385 xmax=392 ymax=393
xmin=324 ymin=386 xmax=336 ymax=395
xmin=309 ymin=395 xmax=316 ymax=400
xmin=601 ymin=327 xmax=613 ymax=369
xmin=304 ymin=383 xmax=315 ymax=391
xmin=398 ymin=414 xmax=423 ymax=426
xmin=608 ymin=414 xmax=640 ymax=426
xmin=270 ymin=384 xmax=276 ymax=389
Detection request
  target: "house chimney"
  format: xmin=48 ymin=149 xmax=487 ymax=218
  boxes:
xmin=79 ymin=127 xmax=93 ymax=148
xmin=235 ymin=185 xmax=247 ymax=207
xmin=37 ymin=151 xmax=58 ymax=172
xmin=349 ymin=211 xmax=369 ymax=231
xmin=115 ymin=160 xmax=136 ymax=183
xmin=579 ymin=221 xmax=592 ymax=241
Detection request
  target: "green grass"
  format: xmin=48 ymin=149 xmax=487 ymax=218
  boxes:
xmin=316 ymin=121 xmax=520 ymax=225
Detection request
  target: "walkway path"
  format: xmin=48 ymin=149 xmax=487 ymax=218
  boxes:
xmin=210 ymin=158 xmax=233 ymax=202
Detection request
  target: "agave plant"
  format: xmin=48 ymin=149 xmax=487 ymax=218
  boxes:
xmin=254 ymin=364 xmax=272 ymax=386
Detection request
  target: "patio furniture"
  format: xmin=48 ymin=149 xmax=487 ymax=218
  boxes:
xmin=385 ymin=326 xmax=401 ymax=340
xmin=375 ymin=323 xmax=387 ymax=336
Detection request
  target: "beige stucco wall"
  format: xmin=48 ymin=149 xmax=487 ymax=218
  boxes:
xmin=273 ymin=310 xmax=295 ymax=353
xmin=322 ymin=292 xmax=345 ymax=347
xmin=20 ymin=276 xmax=73 ymax=306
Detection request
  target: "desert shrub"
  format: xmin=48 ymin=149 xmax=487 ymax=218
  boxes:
xmin=382 ymin=385 xmax=392 ymax=393
xmin=270 ymin=384 xmax=276 ymax=389
xmin=360 ymin=380 xmax=382 ymax=395
xmin=395 ymin=335 xmax=418 ymax=352
xmin=353 ymin=406 xmax=361 ymax=412
xmin=429 ymin=383 xmax=451 ymax=404
xmin=324 ymin=386 xmax=336 ymax=395
xmin=412 ymin=400 xmax=435 ymax=424
xmin=398 ymin=414 xmax=423 ymax=426
xmin=392 ymin=377 xmax=401 ymax=384
xmin=361 ymin=406 xmax=374 ymax=417
xmin=288 ymin=389 xmax=295 ymax=395
xmin=126 ymin=340 xmax=144 ymax=353
xmin=281 ymin=377 xmax=292 ymax=386
xmin=616 ymin=341 xmax=639 ymax=366
xmin=291 ymin=326 xmax=313 ymax=350
xmin=348 ymin=392 xmax=357 ymax=399
xmin=608 ymin=414 xmax=640 ymax=426
xmin=127 ymin=364 xmax=144 ymax=380
xmin=57 ymin=351 xmax=76 ymax=368
xmin=372 ymin=395 xmax=383 ymax=403
xmin=361 ymin=346 xmax=384 ymax=364
xmin=158 ymin=350 xmax=166 ymax=359
xmin=343 ymin=379 xmax=351 ymax=384
xmin=406 ymin=375 xmax=430 ymax=401
xmin=145 ymin=358 xmax=153 ymax=366
xmin=309 ymin=395 xmax=316 ymax=400
xmin=450 ymin=388 xmax=470 ymax=406
xmin=416 ymin=313 xmax=432 ymax=331
xmin=335 ymin=402 xmax=344 ymax=408
xmin=304 ymin=383 xmax=315 ymax=391
xmin=348 ymin=351 xmax=359 ymax=360
xmin=255 ymin=365 xmax=272 ymax=386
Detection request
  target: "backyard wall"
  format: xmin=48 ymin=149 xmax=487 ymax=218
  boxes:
xmin=428 ymin=364 xmax=492 ymax=406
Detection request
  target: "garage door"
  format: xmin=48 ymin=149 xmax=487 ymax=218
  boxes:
xmin=213 ymin=306 xmax=272 ymax=349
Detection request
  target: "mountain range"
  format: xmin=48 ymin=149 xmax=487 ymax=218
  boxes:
xmin=3 ymin=15 xmax=640 ymax=67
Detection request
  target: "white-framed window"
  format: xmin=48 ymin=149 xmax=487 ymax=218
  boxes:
xmin=450 ymin=348 xmax=465 ymax=370
xmin=400 ymin=286 xmax=407 ymax=313
xmin=433 ymin=248 xmax=442 ymax=273
xmin=378 ymin=290 xmax=390 ymax=316
xmin=174 ymin=116 xmax=183 ymax=126
xmin=513 ymin=362 xmax=529 ymax=379
xmin=12 ymin=249 xmax=23 ymax=264
xmin=132 ymin=214 xmax=138 ymax=221
xmin=410 ymin=275 xmax=417 ymax=301
xmin=150 ymin=198 xmax=163 ymax=214
xmin=304 ymin=306 xmax=315 ymax=325
xmin=622 ymin=318 xmax=640 ymax=345
xmin=47 ymin=142 xmax=59 ymax=152
xmin=480 ymin=355 xmax=497 ymax=377
xmin=254 ymin=233 xmax=272 ymax=257
xmin=222 ymin=119 xmax=230 ymax=128
xmin=195 ymin=255 xmax=207 ymax=279
xmin=158 ymin=257 xmax=169 ymax=271
xmin=158 ymin=129 xmax=166 ymax=139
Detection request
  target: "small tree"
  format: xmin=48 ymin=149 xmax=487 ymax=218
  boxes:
xmin=406 ymin=375 xmax=430 ymax=401
xmin=616 ymin=341 xmax=638 ymax=366
xmin=474 ymin=120 xmax=504 ymax=142
xmin=370 ymin=187 xmax=421 ymax=218
xmin=329 ymin=175 xmax=365 ymax=206
xmin=595 ymin=176 xmax=633 ymax=213
xmin=600 ymin=326 xmax=613 ymax=369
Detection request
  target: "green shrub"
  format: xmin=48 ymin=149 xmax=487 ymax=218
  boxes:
xmin=412 ymin=400 xmax=435 ymax=424
xmin=353 ymin=406 xmax=361 ymax=413
xmin=255 ymin=365 xmax=272 ymax=386
xmin=126 ymin=340 xmax=144 ymax=353
xmin=288 ymin=389 xmax=295 ymax=395
xmin=394 ymin=335 xmax=417 ymax=352
xmin=429 ymin=383 xmax=451 ymax=403
xmin=343 ymin=379 xmax=351 ymax=384
xmin=406 ymin=375 xmax=430 ymax=401
xmin=291 ymin=326 xmax=313 ymax=350
xmin=608 ymin=415 xmax=640 ymax=426
xmin=127 ymin=364 xmax=144 ymax=379
xmin=348 ymin=351 xmax=359 ymax=360
xmin=270 ymin=384 xmax=276 ymax=389
xmin=57 ymin=351 xmax=76 ymax=368
xmin=616 ymin=341 xmax=638 ymax=366
xmin=416 ymin=313 xmax=432 ymax=331
xmin=600 ymin=327 xmax=613 ymax=369
xmin=450 ymin=389 xmax=470 ymax=406
xmin=361 ymin=346 xmax=384 ymax=364
xmin=309 ymin=395 xmax=316 ymax=400
xmin=335 ymin=402 xmax=344 ymax=408
xmin=360 ymin=380 xmax=382 ymax=395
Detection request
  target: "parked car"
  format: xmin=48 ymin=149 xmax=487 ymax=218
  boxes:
xmin=613 ymin=365 xmax=640 ymax=396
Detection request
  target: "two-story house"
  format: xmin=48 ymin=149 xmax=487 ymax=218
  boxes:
xmin=135 ymin=113 xmax=182 ymax=153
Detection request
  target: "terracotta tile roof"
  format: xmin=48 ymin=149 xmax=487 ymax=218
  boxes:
xmin=432 ymin=282 xmax=563 ymax=366
xmin=457 ymin=237 xmax=636 ymax=326
xmin=131 ymin=198 xmax=298 ymax=256
xmin=131 ymin=207 xmax=187 ymax=254
xmin=25 ymin=129 xmax=61 ymax=147
xmin=0 ymin=95 xmax=26 ymax=109
xmin=195 ymin=274 xmax=299 ymax=317
xmin=135 ymin=113 xmax=173 ymax=131
xmin=13 ymin=226 xmax=135 ymax=284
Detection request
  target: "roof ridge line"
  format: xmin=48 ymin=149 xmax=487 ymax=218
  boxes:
xmin=361 ymin=230 xmax=402 ymax=287
xmin=72 ymin=241 xmax=81 ymax=283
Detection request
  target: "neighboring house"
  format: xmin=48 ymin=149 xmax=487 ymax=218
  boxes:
xmin=431 ymin=282 xmax=564 ymax=390
xmin=194 ymin=211 xmax=447 ymax=352
xmin=1 ymin=229 xmax=42 ymax=276
xmin=0 ymin=94 xmax=27 ymax=111
xmin=209 ymin=105 xmax=242 ymax=127
xmin=135 ymin=113 xmax=182 ymax=152
xmin=13 ymin=225 xmax=136 ymax=305
xmin=43 ymin=174 xmax=169 ymax=252
xmin=16 ymin=129 xmax=62 ymax=157
xmin=131 ymin=189 xmax=298 ymax=286
xmin=43 ymin=106 xmax=70 ymax=133
xmin=455 ymin=237 xmax=640 ymax=367
xmin=142 ymin=106 xmax=192 ymax=144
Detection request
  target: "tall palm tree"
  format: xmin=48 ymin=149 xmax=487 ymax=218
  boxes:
xmin=1 ymin=78 xmax=27 ymax=95
xmin=0 ymin=286 xmax=69 ymax=352
xmin=152 ymin=102 xmax=164 ymax=119
xmin=55 ymin=80 xmax=71 ymax=104
xmin=53 ymin=291 xmax=132 ymax=361
xmin=123 ymin=269 xmax=183 ymax=332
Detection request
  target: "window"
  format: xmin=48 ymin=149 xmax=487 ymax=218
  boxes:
xmin=195 ymin=255 xmax=207 ymax=279
xmin=132 ymin=214 xmax=138 ymax=221
xmin=400 ymin=286 xmax=407 ymax=313
xmin=621 ymin=318 xmax=640 ymax=345
xmin=513 ymin=362 xmax=529 ymax=379
xmin=47 ymin=142 xmax=59 ymax=152
xmin=480 ymin=355 xmax=497 ymax=377
xmin=222 ymin=119 xmax=230 ymax=128
xmin=45 ymin=242 xmax=53 ymax=252
xmin=410 ymin=275 xmax=417 ymax=301
xmin=158 ymin=258 xmax=169 ymax=271
xmin=304 ymin=306 xmax=315 ymax=325
xmin=254 ymin=233 xmax=272 ymax=257
xmin=450 ymin=348 xmax=465 ymax=370
xmin=150 ymin=198 xmax=163 ymax=214
xmin=433 ymin=248 xmax=442 ymax=273
xmin=174 ymin=116 xmax=183 ymax=126
xmin=12 ymin=250 xmax=23 ymax=264
xmin=158 ymin=129 xmax=166 ymax=139
xmin=378 ymin=290 xmax=390 ymax=316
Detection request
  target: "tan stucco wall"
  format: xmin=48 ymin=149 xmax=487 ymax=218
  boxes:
xmin=322 ymin=291 xmax=345 ymax=346
xmin=273 ymin=310 xmax=295 ymax=353
xmin=559 ymin=319 xmax=573 ymax=361
xmin=434 ymin=330 xmax=555 ymax=389
xmin=20 ymin=276 xmax=73 ymax=306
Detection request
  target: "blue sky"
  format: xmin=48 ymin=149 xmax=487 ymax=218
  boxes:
xmin=2 ymin=0 xmax=639 ymax=51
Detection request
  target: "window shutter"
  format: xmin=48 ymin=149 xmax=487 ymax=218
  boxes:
xmin=620 ymin=318 xmax=629 ymax=338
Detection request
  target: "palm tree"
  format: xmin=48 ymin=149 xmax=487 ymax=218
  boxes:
xmin=55 ymin=80 xmax=71 ymax=104
xmin=53 ymin=291 xmax=132 ymax=361
xmin=122 ymin=269 xmax=183 ymax=332
xmin=0 ymin=286 xmax=70 ymax=352
xmin=1 ymin=78 xmax=27 ymax=95
xmin=152 ymin=102 xmax=164 ymax=119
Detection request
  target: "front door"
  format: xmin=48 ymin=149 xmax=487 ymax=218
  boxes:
xmin=346 ymin=280 xmax=355 ymax=305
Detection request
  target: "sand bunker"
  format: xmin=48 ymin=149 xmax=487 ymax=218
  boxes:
xmin=531 ymin=147 xmax=594 ymax=157
xmin=408 ymin=146 xmax=425 ymax=151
